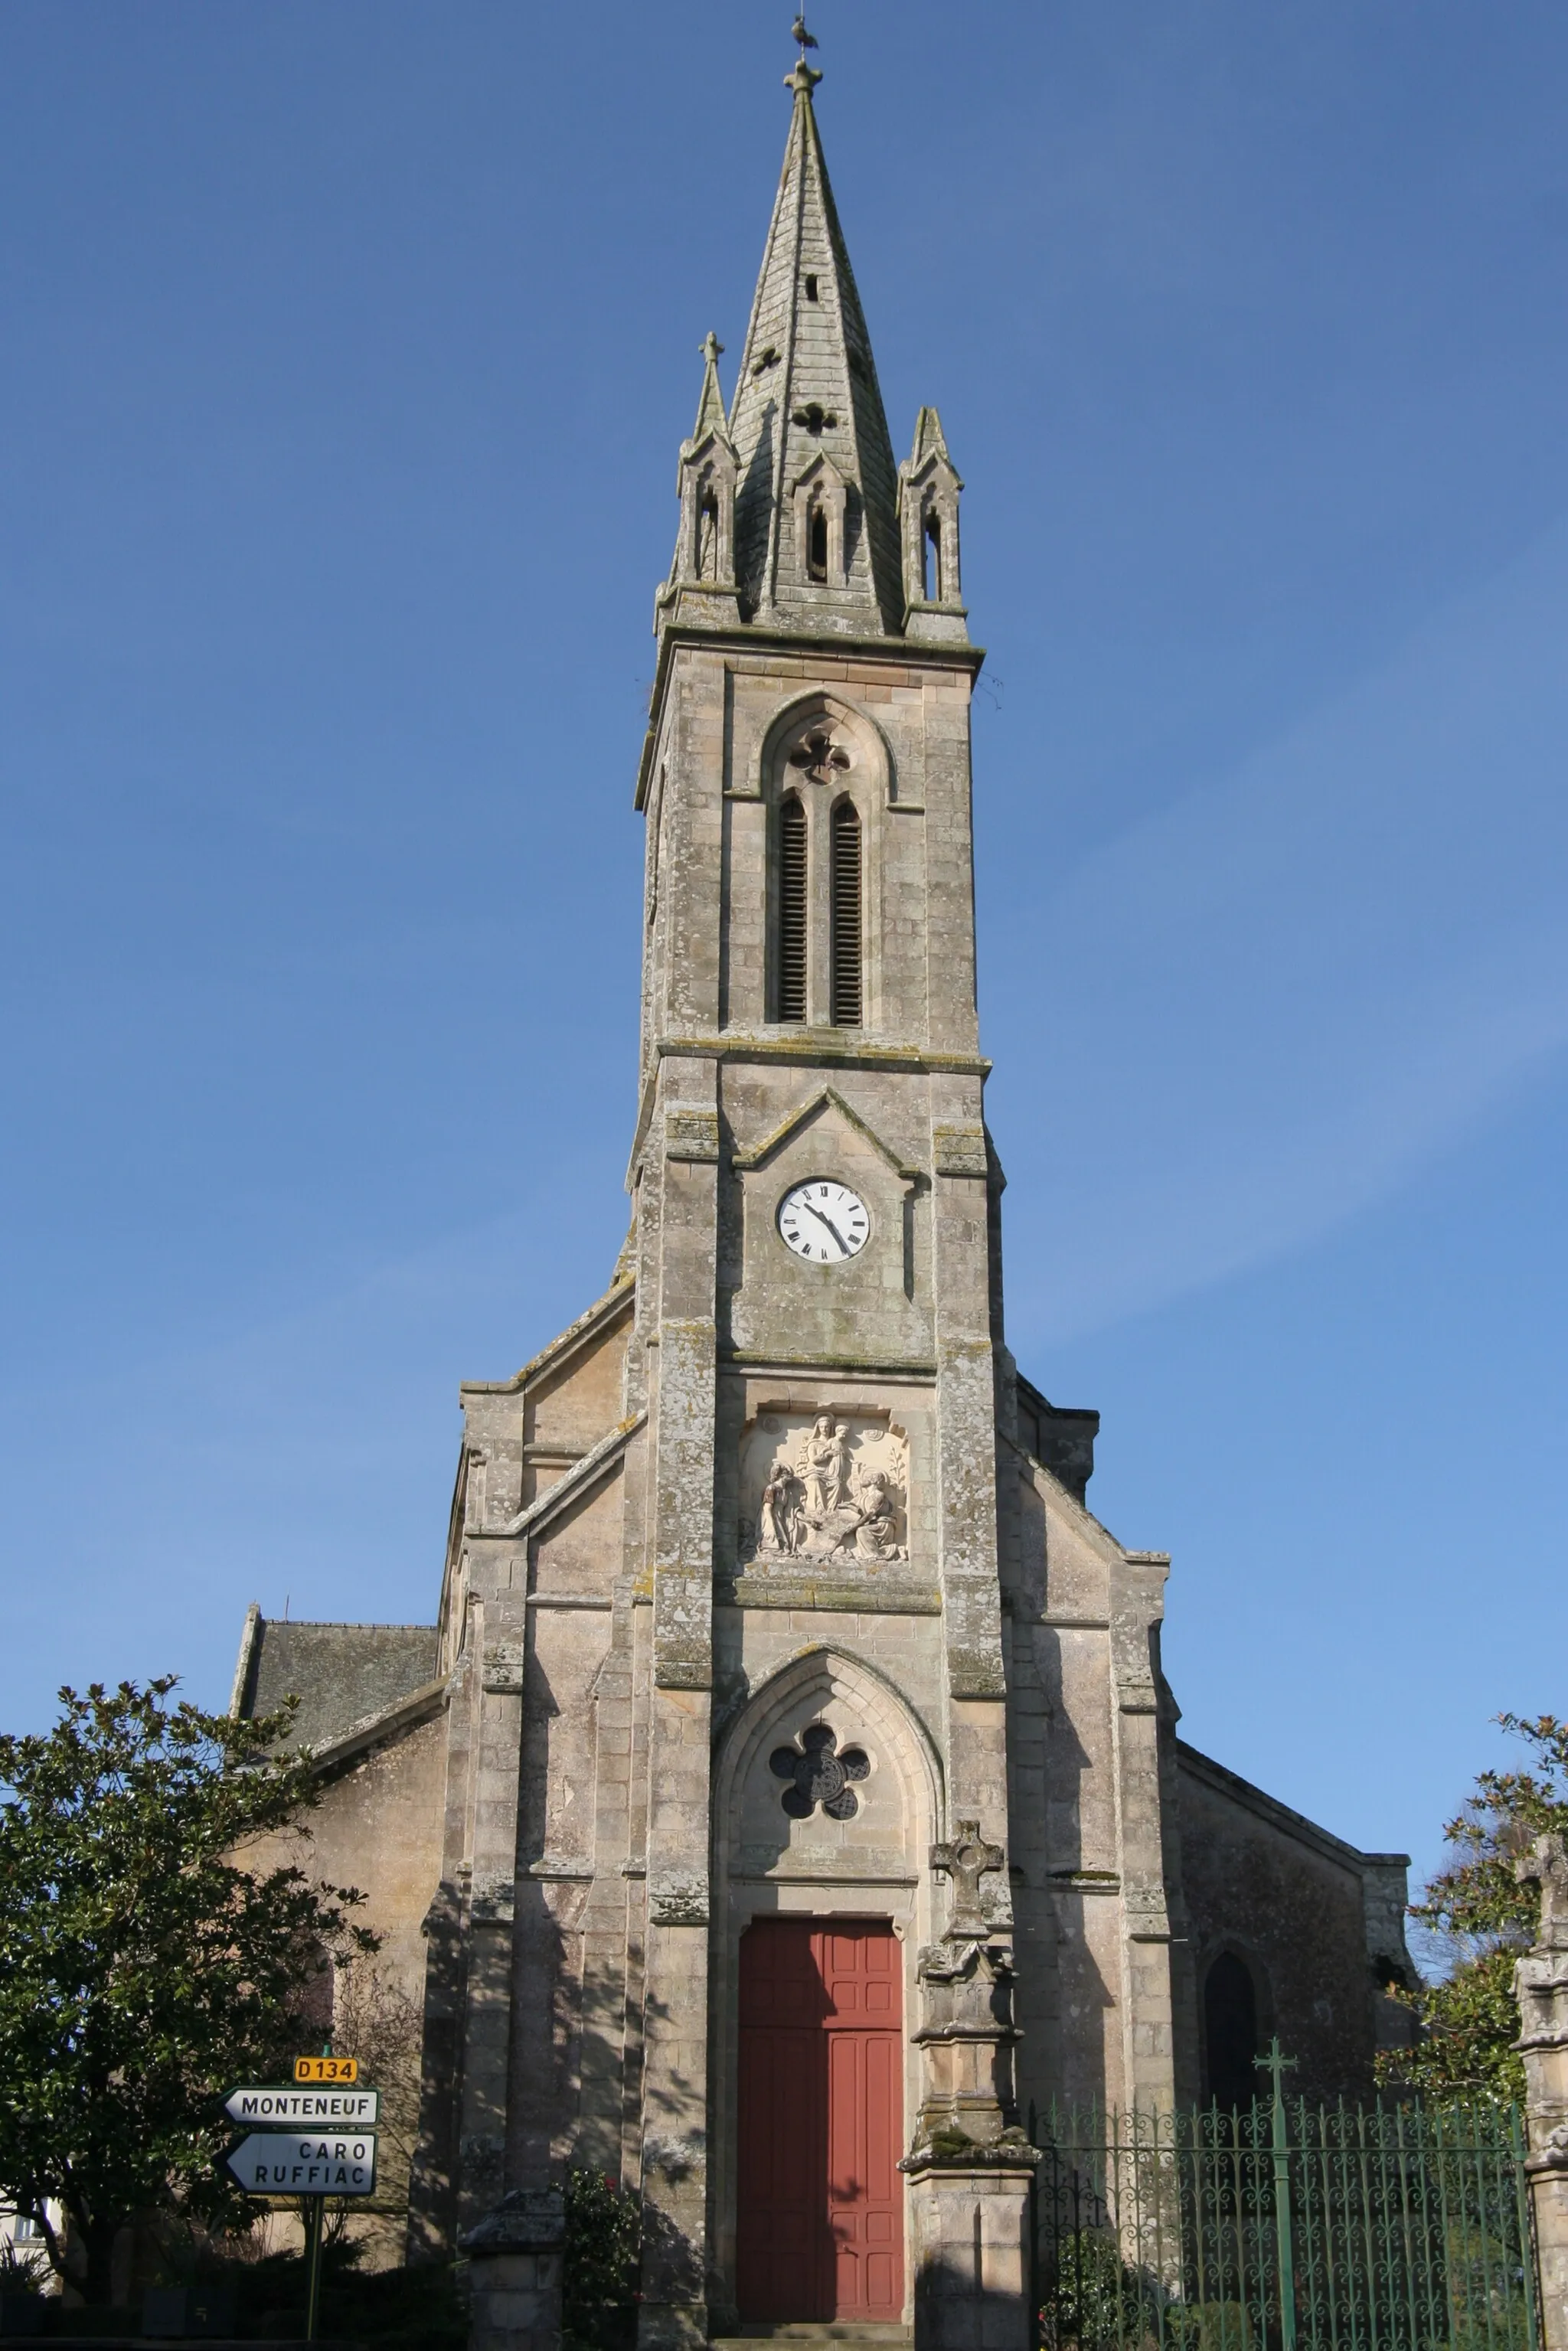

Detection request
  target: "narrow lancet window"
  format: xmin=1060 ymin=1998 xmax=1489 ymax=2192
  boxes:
xmin=830 ymin=799 xmax=862 ymax=1027
xmin=923 ymin=511 xmax=942 ymax=602
xmin=777 ymin=795 xmax=808 ymax=1022
xmin=1204 ymin=1952 xmax=1260 ymax=2109
xmin=808 ymin=505 xmax=829 ymax=583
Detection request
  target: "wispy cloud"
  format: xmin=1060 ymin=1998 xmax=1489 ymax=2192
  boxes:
xmin=1001 ymin=513 xmax=1568 ymax=1339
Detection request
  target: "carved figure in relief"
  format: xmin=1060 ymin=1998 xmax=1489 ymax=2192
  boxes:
xmin=799 ymin=1415 xmax=851 ymax=1514
xmin=740 ymin=1409 xmax=909 ymax=1565
xmin=848 ymin=1468 xmax=905 ymax=1561
xmin=758 ymin=1464 xmax=802 ymax=1557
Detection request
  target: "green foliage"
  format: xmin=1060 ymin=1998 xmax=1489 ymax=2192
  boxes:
xmin=1383 ymin=1945 xmax=1527 ymax=2102
xmin=0 ymin=1677 xmax=377 ymax=2303
xmin=0 ymin=2232 xmax=51 ymax=2294
xmin=235 ymin=2240 xmax=467 ymax=2346
xmin=1377 ymin=1713 xmax=1568 ymax=2101
xmin=563 ymin=2169 xmax=641 ymax=2351
xmin=1040 ymin=2228 xmax=1158 ymax=2350
xmin=1165 ymin=2303 xmax=1254 ymax=2351
xmin=312 ymin=2254 xmax=467 ymax=2348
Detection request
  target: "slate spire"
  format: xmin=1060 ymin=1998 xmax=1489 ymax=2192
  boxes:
xmin=726 ymin=47 xmax=903 ymax=636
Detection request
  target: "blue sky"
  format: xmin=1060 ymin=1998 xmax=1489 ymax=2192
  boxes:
xmin=3 ymin=1 xmax=1566 ymax=1900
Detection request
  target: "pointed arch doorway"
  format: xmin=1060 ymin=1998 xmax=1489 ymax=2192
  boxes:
xmin=737 ymin=1918 xmax=904 ymax=2323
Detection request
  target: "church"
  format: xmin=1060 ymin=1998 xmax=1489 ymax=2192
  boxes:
xmin=231 ymin=38 xmax=1414 ymax=2346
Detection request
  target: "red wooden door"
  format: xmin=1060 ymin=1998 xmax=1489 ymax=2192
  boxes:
xmin=737 ymin=1919 xmax=903 ymax=2323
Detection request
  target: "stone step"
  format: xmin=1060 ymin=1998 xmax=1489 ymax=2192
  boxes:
xmin=713 ymin=2330 xmax=910 ymax=2346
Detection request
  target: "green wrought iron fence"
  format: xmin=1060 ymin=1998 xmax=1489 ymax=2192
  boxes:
xmin=1031 ymin=2072 xmax=1538 ymax=2351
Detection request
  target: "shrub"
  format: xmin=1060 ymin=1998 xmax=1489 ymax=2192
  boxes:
xmin=564 ymin=2170 xmax=641 ymax=2351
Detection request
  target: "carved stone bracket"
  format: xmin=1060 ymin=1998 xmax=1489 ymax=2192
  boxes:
xmin=665 ymin=1109 xmax=720 ymax=1164
xmin=932 ymin=1122 xmax=987 ymax=1178
xmin=482 ymin=1641 xmax=525 ymax=1694
xmin=470 ymin=1873 xmax=516 ymax=1927
xmin=648 ymin=1867 xmax=709 ymax=1926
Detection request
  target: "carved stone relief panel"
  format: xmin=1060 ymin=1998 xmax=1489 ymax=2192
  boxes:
xmin=738 ymin=1406 xmax=909 ymax=1568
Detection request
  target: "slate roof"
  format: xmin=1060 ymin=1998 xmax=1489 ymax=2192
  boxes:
xmin=233 ymin=1614 xmax=439 ymax=1754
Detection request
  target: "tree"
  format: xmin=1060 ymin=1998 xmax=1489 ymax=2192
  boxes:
xmin=323 ymin=1958 xmax=423 ymax=2249
xmin=1378 ymin=1713 xmax=1568 ymax=2101
xmin=562 ymin=2170 xmax=641 ymax=2351
xmin=0 ymin=1677 xmax=377 ymax=2303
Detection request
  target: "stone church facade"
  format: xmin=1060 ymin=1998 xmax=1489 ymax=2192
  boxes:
xmin=232 ymin=47 xmax=1413 ymax=2346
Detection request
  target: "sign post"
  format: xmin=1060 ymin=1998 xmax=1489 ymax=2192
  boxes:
xmin=225 ymin=2086 xmax=379 ymax=2128
xmin=304 ymin=2198 xmax=324 ymax=2344
xmin=224 ymin=2134 xmax=377 ymax=2196
xmin=220 ymin=2056 xmax=376 ymax=2343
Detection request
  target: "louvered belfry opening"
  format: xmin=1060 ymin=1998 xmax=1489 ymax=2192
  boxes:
xmin=830 ymin=798 xmax=863 ymax=1027
xmin=777 ymin=795 xmax=808 ymax=1022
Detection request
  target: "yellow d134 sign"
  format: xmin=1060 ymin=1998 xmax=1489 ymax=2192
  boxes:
xmin=292 ymin=2055 xmax=358 ymax=2083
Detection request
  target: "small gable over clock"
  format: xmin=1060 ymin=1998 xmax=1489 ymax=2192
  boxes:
xmin=724 ymin=1086 xmax=932 ymax=1364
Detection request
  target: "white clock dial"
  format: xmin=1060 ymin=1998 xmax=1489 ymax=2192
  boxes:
xmin=777 ymin=1180 xmax=871 ymax=1263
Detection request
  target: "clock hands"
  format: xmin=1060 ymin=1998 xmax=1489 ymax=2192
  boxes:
xmin=799 ymin=1199 xmax=851 ymax=1255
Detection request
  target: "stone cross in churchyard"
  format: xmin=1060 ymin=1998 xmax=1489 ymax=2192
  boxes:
xmin=1518 ymin=1832 xmax=1568 ymax=1950
xmin=1514 ymin=1834 xmax=1568 ymax=2350
xmin=929 ymin=1819 xmax=1004 ymax=1938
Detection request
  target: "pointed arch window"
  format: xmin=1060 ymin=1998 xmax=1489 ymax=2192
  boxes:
xmin=807 ymin=504 xmax=829 ymax=583
xmin=829 ymin=798 xmax=862 ymax=1027
xmin=923 ymin=510 xmax=942 ymax=602
xmin=1204 ymin=1951 xmax=1262 ymax=2109
xmin=776 ymin=795 xmax=808 ymax=1023
xmin=696 ymin=486 xmax=719 ymax=580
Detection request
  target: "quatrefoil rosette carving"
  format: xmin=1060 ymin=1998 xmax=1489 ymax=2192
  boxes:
xmin=787 ymin=729 xmax=851 ymax=787
xmin=769 ymin=1725 xmax=871 ymax=1820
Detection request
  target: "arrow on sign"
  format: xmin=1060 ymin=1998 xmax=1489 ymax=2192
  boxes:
xmin=224 ymin=2086 xmax=379 ymax=2127
xmin=226 ymin=2134 xmax=377 ymax=2196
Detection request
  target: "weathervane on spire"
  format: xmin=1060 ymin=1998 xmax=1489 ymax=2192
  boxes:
xmin=786 ymin=11 xmax=822 ymax=93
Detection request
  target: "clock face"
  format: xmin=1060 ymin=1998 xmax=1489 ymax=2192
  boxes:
xmin=778 ymin=1180 xmax=871 ymax=1263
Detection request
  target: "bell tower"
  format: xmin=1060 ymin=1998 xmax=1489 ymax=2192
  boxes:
xmin=419 ymin=30 xmax=1184 ymax=2351
xmin=625 ymin=35 xmax=1048 ymax=2351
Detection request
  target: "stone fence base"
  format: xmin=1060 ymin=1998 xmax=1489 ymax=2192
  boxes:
xmin=461 ymin=2186 xmax=566 ymax=2351
xmin=903 ymin=2157 xmax=1037 ymax=2351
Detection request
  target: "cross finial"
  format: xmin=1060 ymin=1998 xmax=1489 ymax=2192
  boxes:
xmin=1253 ymin=2036 xmax=1298 ymax=2105
xmin=930 ymin=1818 xmax=1004 ymax=1938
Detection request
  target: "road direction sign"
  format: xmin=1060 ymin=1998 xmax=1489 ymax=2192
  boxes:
xmin=293 ymin=2055 xmax=358 ymax=2083
xmin=226 ymin=2134 xmax=377 ymax=2196
xmin=224 ymin=2086 xmax=379 ymax=2127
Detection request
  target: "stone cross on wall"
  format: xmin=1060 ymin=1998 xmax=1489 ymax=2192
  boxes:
xmin=930 ymin=1820 xmax=1004 ymax=1938
xmin=1518 ymin=1832 xmax=1568 ymax=1952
